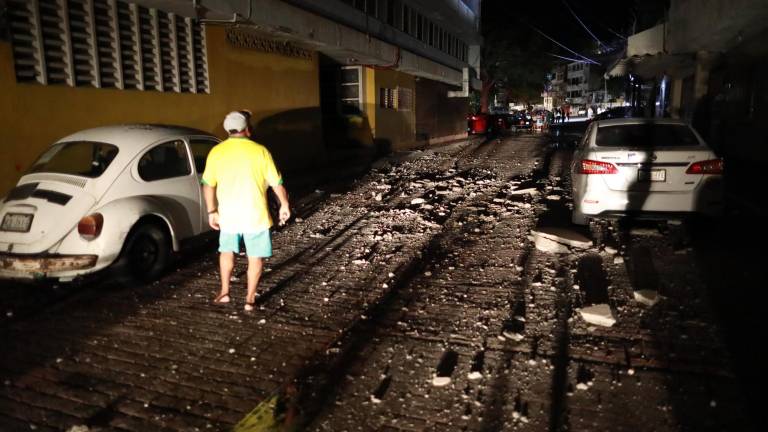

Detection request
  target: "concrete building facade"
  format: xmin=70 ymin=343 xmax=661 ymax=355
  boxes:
xmin=607 ymin=0 xmax=768 ymax=162
xmin=0 ymin=0 xmax=482 ymax=195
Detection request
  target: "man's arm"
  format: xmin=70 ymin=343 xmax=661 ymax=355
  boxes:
xmin=272 ymin=184 xmax=290 ymax=226
xmin=203 ymin=184 xmax=220 ymax=230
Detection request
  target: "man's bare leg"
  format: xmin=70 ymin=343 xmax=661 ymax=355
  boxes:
xmin=216 ymin=252 xmax=235 ymax=302
xmin=245 ymin=257 xmax=264 ymax=306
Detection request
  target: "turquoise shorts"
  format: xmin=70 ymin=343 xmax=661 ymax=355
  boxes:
xmin=219 ymin=231 xmax=272 ymax=258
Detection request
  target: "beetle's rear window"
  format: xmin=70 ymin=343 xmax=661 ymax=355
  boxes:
xmin=596 ymin=124 xmax=700 ymax=148
xmin=28 ymin=141 xmax=119 ymax=178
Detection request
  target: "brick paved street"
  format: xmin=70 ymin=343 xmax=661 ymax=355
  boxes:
xmin=0 ymin=133 xmax=759 ymax=432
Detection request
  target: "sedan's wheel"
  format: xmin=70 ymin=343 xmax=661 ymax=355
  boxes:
xmin=125 ymin=224 xmax=170 ymax=282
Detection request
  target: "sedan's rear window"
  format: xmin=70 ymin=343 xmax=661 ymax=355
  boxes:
xmin=29 ymin=141 xmax=119 ymax=178
xmin=596 ymin=124 xmax=700 ymax=148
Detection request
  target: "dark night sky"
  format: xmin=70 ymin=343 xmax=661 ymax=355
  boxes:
xmin=481 ymin=0 xmax=669 ymax=64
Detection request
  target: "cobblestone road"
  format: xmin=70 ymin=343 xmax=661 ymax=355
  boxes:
xmin=0 ymin=133 xmax=757 ymax=432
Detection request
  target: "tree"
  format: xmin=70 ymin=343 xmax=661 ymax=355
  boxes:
xmin=480 ymin=4 xmax=552 ymax=112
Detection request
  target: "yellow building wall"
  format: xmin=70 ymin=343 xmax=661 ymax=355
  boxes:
xmin=0 ymin=25 xmax=322 ymax=196
xmin=366 ymin=68 xmax=416 ymax=151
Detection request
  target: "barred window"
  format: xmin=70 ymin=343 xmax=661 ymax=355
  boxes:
xmin=379 ymin=87 xmax=395 ymax=109
xmin=6 ymin=0 xmax=209 ymax=93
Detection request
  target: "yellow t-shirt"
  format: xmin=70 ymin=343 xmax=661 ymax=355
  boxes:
xmin=201 ymin=137 xmax=282 ymax=233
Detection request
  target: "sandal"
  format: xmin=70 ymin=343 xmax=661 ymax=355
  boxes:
xmin=213 ymin=293 xmax=230 ymax=304
xmin=244 ymin=302 xmax=255 ymax=312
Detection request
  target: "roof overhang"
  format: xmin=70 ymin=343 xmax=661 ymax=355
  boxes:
xmin=606 ymin=53 xmax=696 ymax=80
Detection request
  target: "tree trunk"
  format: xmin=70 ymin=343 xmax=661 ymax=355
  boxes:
xmin=480 ymin=80 xmax=495 ymax=113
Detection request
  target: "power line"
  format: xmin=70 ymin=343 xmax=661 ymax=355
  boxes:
xmin=546 ymin=52 xmax=591 ymax=64
xmin=562 ymin=0 xmax=606 ymax=49
xmin=529 ymin=25 xmax=600 ymax=65
xmin=600 ymin=22 xmax=628 ymax=41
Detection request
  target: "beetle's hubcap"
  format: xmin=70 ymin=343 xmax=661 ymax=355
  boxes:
xmin=133 ymin=235 xmax=158 ymax=270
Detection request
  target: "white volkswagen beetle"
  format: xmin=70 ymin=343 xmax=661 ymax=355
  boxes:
xmin=0 ymin=125 xmax=220 ymax=281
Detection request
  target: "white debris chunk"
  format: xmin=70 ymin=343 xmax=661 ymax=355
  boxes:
xmin=532 ymin=228 xmax=592 ymax=250
xmin=546 ymin=195 xmax=561 ymax=200
xmin=533 ymin=235 xmax=570 ymax=254
xmin=604 ymin=246 xmax=618 ymax=255
xmin=633 ymin=289 xmax=659 ymax=307
xmin=502 ymin=331 xmax=524 ymax=341
xmin=467 ymin=371 xmax=483 ymax=380
xmin=613 ymin=256 xmax=624 ymax=264
xmin=575 ymin=383 xmax=589 ymax=391
xmin=411 ymin=198 xmax=426 ymax=205
xmin=432 ymin=376 xmax=451 ymax=387
xmin=578 ymin=304 xmax=616 ymax=327
xmin=509 ymin=188 xmax=539 ymax=196
xmin=228 ymin=348 xmax=236 ymax=354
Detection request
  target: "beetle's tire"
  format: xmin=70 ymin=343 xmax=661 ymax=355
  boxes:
xmin=124 ymin=223 xmax=170 ymax=282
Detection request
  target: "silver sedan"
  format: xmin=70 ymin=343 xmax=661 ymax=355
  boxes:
xmin=570 ymin=118 xmax=724 ymax=225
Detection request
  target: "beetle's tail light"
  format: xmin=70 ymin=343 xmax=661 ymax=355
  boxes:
xmin=78 ymin=213 xmax=104 ymax=239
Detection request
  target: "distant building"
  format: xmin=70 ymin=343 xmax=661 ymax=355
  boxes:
xmin=542 ymin=64 xmax=566 ymax=111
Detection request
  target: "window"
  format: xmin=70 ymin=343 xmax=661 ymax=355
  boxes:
xmin=379 ymin=88 xmax=395 ymax=109
xmin=29 ymin=141 xmax=119 ymax=178
xmin=596 ymin=124 xmax=700 ymax=148
xmin=6 ymin=0 xmax=209 ymax=93
xmin=402 ymin=4 xmax=410 ymax=34
xmin=416 ymin=14 xmax=424 ymax=41
xmin=366 ymin=0 xmax=377 ymax=16
xmin=189 ymin=139 xmax=219 ymax=175
xmin=138 ymin=140 xmax=191 ymax=181
xmin=428 ymin=21 xmax=434 ymax=46
xmin=386 ymin=0 xmax=395 ymax=26
xmin=340 ymin=66 xmax=363 ymax=111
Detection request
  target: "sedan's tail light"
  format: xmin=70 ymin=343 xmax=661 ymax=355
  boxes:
xmin=78 ymin=213 xmax=104 ymax=239
xmin=578 ymin=159 xmax=618 ymax=174
xmin=686 ymin=158 xmax=723 ymax=175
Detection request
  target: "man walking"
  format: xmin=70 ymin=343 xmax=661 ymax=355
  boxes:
xmin=202 ymin=111 xmax=290 ymax=311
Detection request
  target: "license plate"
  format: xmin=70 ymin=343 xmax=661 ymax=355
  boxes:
xmin=637 ymin=169 xmax=666 ymax=182
xmin=1 ymin=213 xmax=33 ymax=232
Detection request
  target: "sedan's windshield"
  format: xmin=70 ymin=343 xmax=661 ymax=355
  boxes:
xmin=28 ymin=141 xmax=119 ymax=178
xmin=596 ymin=124 xmax=700 ymax=148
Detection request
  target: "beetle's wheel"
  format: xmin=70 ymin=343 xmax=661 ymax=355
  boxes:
xmin=125 ymin=223 xmax=170 ymax=282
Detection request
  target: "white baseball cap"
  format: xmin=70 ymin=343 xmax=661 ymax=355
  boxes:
xmin=223 ymin=111 xmax=248 ymax=133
